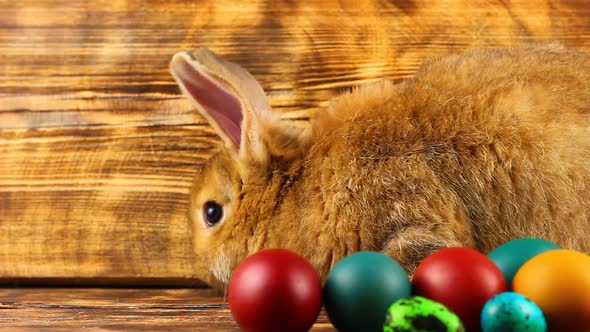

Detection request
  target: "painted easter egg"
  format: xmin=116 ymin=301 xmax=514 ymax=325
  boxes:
xmin=513 ymin=249 xmax=590 ymax=330
xmin=324 ymin=251 xmax=411 ymax=332
xmin=487 ymin=238 xmax=559 ymax=285
xmin=228 ymin=248 xmax=322 ymax=332
xmin=480 ymin=292 xmax=546 ymax=332
xmin=413 ymin=247 xmax=507 ymax=332
xmin=383 ymin=296 xmax=465 ymax=332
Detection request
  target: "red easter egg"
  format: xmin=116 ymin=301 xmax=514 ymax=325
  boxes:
xmin=228 ymin=248 xmax=322 ymax=332
xmin=412 ymin=247 xmax=507 ymax=332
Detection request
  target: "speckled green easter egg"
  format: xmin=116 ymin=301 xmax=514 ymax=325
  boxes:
xmin=383 ymin=296 xmax=465 ymax=332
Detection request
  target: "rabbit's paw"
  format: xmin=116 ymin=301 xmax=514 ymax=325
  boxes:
xmin=381 ymin=227 xmax=465 ymax=277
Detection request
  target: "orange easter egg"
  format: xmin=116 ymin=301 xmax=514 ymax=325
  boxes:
xmin=512 ymin=249 xmax=590 ymax=331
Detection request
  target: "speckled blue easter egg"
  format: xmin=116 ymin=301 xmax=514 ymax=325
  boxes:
xmin=481 ymin=292 xmax=546 ymax=332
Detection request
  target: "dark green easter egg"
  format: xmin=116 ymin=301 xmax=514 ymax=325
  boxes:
xmin=323 ymin=251 xmax=411 ymax=332
xmin=487 ymin=238 xmax=559 ymax=285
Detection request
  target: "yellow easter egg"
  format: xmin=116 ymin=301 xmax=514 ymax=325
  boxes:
xmin=512 ymin=249 xmax=590 ymax=330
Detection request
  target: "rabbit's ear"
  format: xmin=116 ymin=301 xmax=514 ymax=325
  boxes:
xmin=170 ymin=47 xmax=287 ymax=165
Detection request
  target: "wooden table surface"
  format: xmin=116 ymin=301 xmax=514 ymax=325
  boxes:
xmin=0 ymin=288 xmax=334 ymax=331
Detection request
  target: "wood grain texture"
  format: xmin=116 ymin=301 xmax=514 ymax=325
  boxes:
xmin=0 ymin=0 xmax=589 ymax=281
xmin=0 ymin=288 xmax=334 ymax=331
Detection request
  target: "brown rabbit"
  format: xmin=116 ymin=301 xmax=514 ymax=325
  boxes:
xmin=169 ymin=43 xmax=590 ymax=290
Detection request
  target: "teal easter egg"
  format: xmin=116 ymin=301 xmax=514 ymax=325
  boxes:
xmin=383 ymin=296 xmax=465 ymax=332
xmin=481 ymin=292 xmax=546 ymax=332
xmin=487 ymin=238 xmax=559 ymax=285
xmin=324 ymin=251 xmax=411 ymax=332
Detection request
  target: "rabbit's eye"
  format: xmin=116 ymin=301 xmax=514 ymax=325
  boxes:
xmin=203 ymin=201 xmax=223 ymax=227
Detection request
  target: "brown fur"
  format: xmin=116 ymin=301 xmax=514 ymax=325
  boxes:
xmin=180 ymin=43 xmax=589 ymax=289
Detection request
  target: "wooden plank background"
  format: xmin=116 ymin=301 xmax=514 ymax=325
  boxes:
xmin=0 ymin=0 xmax=589 ymax=284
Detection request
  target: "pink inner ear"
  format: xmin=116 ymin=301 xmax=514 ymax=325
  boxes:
xmin=176 ymin=60 xmax=243 ymax=147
